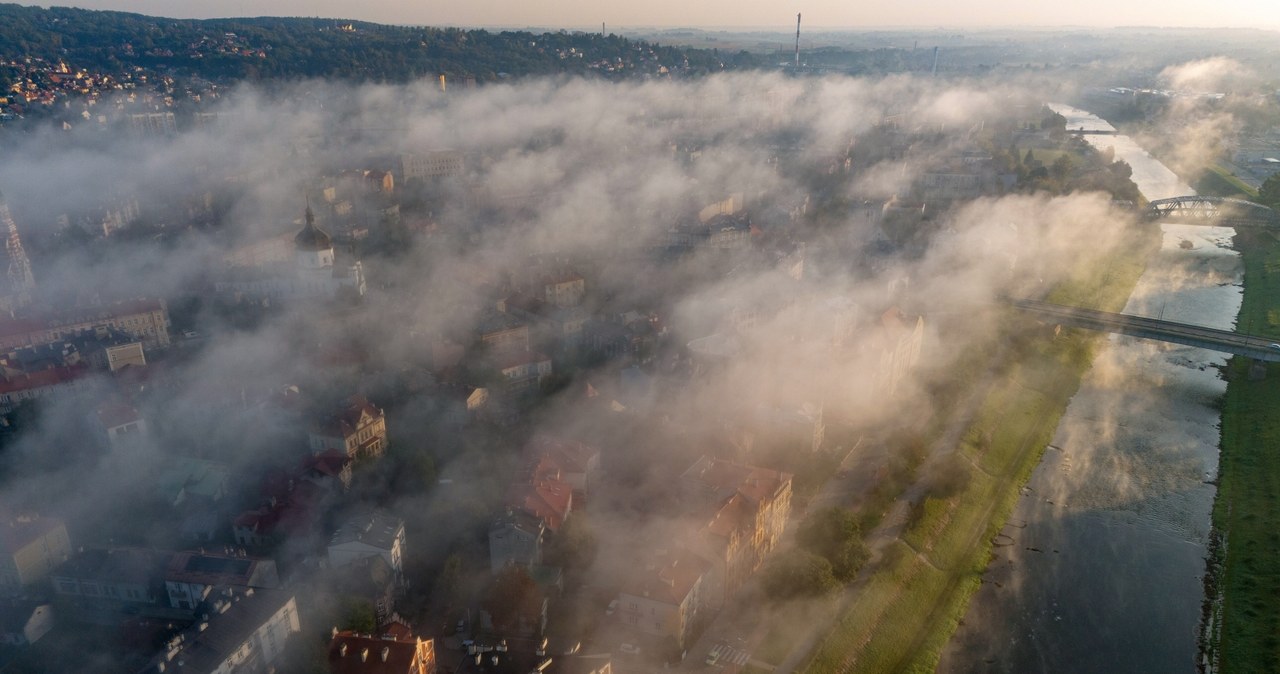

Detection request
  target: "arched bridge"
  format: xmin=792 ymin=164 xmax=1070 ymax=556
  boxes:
xmin=1145 ymin=196 xmax=1280 ymax=227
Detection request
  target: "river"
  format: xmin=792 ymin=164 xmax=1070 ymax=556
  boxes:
xmin=937 ymin=105 xmax=1238 ymax=673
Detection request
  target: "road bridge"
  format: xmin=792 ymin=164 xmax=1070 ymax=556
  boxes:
xmin=1010 ymin=298 xmax=1280 ymax=362
xmin=1145 ymin=195 xmax=1280 ymax=227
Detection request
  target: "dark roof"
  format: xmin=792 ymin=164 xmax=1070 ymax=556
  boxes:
xmin=294 ymin=206 xmax=333 ymax=252
xmin=53 ymin=547 xmax=168 ymax=585
xmin=164 ymin=550 xmax=280 ymax=589
xmin=148 ymin=588 xmax=296 ymax=673
xmin=330 ymin=510 xmax=404 ymax=550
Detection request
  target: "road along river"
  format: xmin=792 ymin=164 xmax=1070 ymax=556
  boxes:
xmin=938 ymin=105 xmax=1237 ymax=673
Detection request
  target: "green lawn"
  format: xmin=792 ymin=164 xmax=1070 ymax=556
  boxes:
xmin=1206 ymin=228 xmax=1280 ymax=672
xmin=800 ymin=229 xmax=1155 ymax=674
xmin=1195 ymin=164 xmax=1259 ymax=200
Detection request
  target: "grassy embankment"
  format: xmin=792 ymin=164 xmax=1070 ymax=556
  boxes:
xmin=1204 ymin=228 xmax=1280 ymax=673
xmin=1195 ymin=165 xmax=1259 ymax=200
xmin=797 ymin=228 xmax=1156 ymax=674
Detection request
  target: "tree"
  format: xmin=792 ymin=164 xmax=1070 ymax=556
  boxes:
xmin=1050 ymin=154 xmax=1075 ymax=182
xmin=761 ymin=549 xmax=840 ymax=600
xmin=543 ymin=513 xmax=597 ymax=570
xmin=797 ymin=507 xmax=869 ymax=582
xmin=340 ymin=597 xmax=376 ymax=633
xmin=431 ymin=553 xmax=462 ymax=608
xmin=1260 ymin=173 xmax=1280 ymax=211
xmin=483 ymin=566 xmax=541 ymax=632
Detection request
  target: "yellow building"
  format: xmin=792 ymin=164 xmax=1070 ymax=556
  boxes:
xmin=309 ymin=395 xmax=388 ymax=461
xmin=681 ymin=457 xmax=792 ymax=608
xmin=0 ymin=514 xmax=71 ymax=597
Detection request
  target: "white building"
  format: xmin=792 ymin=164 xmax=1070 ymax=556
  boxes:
xmin=143 ymin=587 xmax=299 ymax=674
xmin=328 ymin=510 xmax=405 ymax=575
xmin=215 ymin=206 xmax=366 ymax=302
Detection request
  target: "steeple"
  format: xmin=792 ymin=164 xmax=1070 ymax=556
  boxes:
xmin=294 ymin=200 xmax=332 ymax=253
xmin=294 ymin=200 xmax=334 ymax=271
xmin=0 ymin=190 xmax=34 ymax=307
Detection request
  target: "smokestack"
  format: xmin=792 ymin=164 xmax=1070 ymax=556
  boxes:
xmin=931 ymin=47 xmax=939 ymax=77
xmin=602 ymin=22 xmax=606 ymax=36
xmin=438 ymin=74 xmax=446 ymax=93
xmin=794 ymin=13 xmax=801 ymax=69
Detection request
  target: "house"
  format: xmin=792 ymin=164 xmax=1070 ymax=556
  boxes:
xmin=92 ymin=397 xmax=148 ymax=450
xmin=154 ymin=458 xmax=229 ymax=507
xmin=328 ymin=510 xmax=406 ymax=575
xmin=310 ymin=395 xmax=388 ymax=461
xmin=875 ymin=307 xmax=924 ymax=398
xmin=304 ymin=449 xmax=354 ymax=492
xmin=137 ymin=587 xmax=300 ymax=674
xmin=504 ymin=457 xmax=573 ymax=532
xmin=680 ymin=457 xmax=793 ymax=607
xmin=163 ymin=549 xmax=281 ymax=612
xmin=524 ymin=435 xmax=601 ymax=498
xmin=0 ymin=513 xmax=72 ymax=596
xmin=51 ymin=547 xmax=168 ymax=607
xmin=0 ymin=601 xmax=53 ymax=645
xmin=0 ymin=363 xmax=90 ymax=413
xmin=233 ymin=478 xmax=327 ymax=549
xmin=542 ymin=272 xmax=585 ymax=308
xmin=328 ymin=628 xmax=436 ymax=674
xmin=475 ymin=309 xmax=530 ymax=354
xmin=488 ymin=509 xmax=546 ymax=574
xmin=496 ymin=350 xmax=552 ymax=393
xmin=0 ymin=297 xmax=171 ymax=352
xmin=614 ymin=547 xmax=711 ymax=650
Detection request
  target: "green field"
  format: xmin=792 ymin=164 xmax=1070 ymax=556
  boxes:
xmin=800 ymin=229 xmax=1155 ymax=674
xmin=1195 ymin=164 xmax=1259 ymax=200
xmin=1205 ymin=228 xmax=1280 ymax=672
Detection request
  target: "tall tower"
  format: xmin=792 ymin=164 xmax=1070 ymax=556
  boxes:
xmin=294 ymin=202 xmax=334 ymax=271
xmin=794 ymin=13 xmax=802 ymax=69
xmin=0 ymin=191 xmax=34 ymax=308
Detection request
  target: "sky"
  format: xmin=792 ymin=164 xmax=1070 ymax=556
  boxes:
xmin=33 ymin=0 xmax=1280 ymax=31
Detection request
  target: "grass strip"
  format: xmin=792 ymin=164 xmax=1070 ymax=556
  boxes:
xmin=801 ymin=227 xmax=1155 ymax=674
xmin=1205 ymin=228 xmax=1280 ymax=673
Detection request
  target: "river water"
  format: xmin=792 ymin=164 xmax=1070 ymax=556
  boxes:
xmin=937 ymin=105 xmax=1238 ymax=673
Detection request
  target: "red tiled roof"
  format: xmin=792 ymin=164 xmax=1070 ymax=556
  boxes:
xmin=506 ymin=478 xmax=572 ymax=531
xmin=526 ymin=435 xmax=599 ymax=474
xmin=304 ymin=449 xmax=352 ymax=477
xmin=0 ymin=363 xmax=88 ymax=395
xmin=328 ymin=630 xmax=432 ymax=674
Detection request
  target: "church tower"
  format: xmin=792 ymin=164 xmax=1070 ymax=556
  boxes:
xmin=294 ymin=203 xmax=334 ymax=271
xmin=0 ymin=191 xmax=34 ymax=310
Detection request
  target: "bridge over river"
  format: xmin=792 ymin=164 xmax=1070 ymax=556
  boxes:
xmin=1010 ymin=297 xmax=1280 ymax=363
xmin=1144 ymin=195 xmax=1280 ymax=227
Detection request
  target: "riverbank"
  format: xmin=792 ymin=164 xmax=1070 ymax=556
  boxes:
xmin=799 ymin=226 xmax=1156 ymax=673
xmin=1204 ymin=227 xmax=1280 ymax=673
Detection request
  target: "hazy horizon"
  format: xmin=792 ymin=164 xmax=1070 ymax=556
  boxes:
xmin=26 ymin=0 xmax=1280 ymax=32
